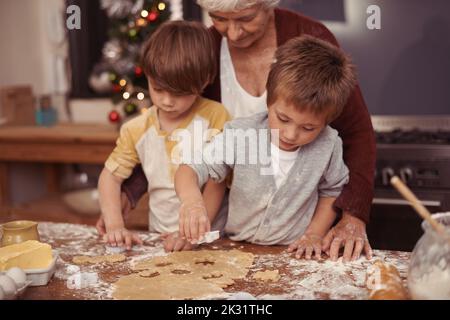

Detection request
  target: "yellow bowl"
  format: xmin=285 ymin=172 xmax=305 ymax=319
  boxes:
xmin=1 ymin=220 xmax=40 ymax=247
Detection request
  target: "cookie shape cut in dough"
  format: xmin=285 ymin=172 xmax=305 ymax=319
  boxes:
xmin=113 ymin=249 xmax=255 ymax=300
xmin=253 ymin=270 xmax=281 ymax=282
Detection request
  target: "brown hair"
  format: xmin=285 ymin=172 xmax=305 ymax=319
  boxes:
xmin=141 ymin=20 xmax=216 ymax=95
xmin=267 ymin=35 xmax=357 ymax=123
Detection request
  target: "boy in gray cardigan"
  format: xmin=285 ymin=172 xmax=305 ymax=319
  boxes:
xmin=174 ymin=35 xmax=357 ymax=260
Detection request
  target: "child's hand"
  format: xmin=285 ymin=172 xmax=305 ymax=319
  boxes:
xmin=162 ymin=232 xmax=197 ymax=252
xmin=103 ymin=227 xmax=143 ymax=250
xmin=178 ymin=200 xmax=210 ymax=244
xmin=288 ymin=233 xmax=323 ymax=260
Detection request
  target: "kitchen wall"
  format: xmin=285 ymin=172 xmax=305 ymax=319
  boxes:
xmin=281 ymin=0 xmax=450 ymax=115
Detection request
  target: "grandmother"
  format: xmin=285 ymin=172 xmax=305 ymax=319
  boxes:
xmin=99 ymin=0 xmax=376 ymax=262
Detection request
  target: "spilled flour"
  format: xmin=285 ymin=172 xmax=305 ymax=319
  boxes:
xmin=37 ymin=222 xmax=411 ymax=300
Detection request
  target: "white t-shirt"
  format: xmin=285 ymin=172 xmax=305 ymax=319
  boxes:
xmin=270 ymin=143 xmax=300 ymax=189
xmin=220 ymin=38 xmax=267 ymax=119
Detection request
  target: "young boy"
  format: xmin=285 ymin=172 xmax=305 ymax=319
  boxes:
xmin=98 ymin=21 xmax=231 ymax=251
xmin=175 ymin=35 xmax=357 ymax=260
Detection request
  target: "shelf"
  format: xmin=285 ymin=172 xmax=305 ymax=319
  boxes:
xmin=1 ymin=193 xmax=149 ymax=231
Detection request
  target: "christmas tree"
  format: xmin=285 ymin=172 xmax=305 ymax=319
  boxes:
xmin=89 ymin=0 xmax=171 ymax=123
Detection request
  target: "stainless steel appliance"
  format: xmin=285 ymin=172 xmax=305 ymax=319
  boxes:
xmin=368 ymin=116 xmax=450 ymax=251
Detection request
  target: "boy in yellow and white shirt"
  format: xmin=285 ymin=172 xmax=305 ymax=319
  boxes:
xmin=98 ymin=21 xmax=230 ymax=251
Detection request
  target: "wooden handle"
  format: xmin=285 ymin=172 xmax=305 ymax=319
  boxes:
xmin=390 ymin=176 xmax=446 ymax=234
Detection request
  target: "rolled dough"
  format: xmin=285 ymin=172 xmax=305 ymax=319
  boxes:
xmin=113 ymin=249 xmax=255 ymax=300
xmin=72 ymin=254 xmax=126 ymax=265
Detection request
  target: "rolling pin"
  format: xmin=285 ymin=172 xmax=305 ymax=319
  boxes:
xmin=366 ymin=260 xmax=409 ymax=300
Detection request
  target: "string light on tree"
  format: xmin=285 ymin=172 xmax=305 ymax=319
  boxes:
xmin=137 ymin=92 xmax=145 ymax=101
xmin=135 ymin=66 xmax=143 ymax=77
xmin=158 ymin=2 xmax=166 ymax=11
xmin=90 ymin=0 xmax=171 ymax=126
xmin=108 ymin=110 xmax=121 ymax=123
xmin=124 ymin=103 xmax=138 ymax=116
xmin=147 ymin=11 xmax=158 ymax=22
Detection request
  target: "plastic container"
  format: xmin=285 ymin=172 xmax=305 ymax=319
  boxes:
xmin=0 ymin=250 xmax=58 ymax=287
xmin=25 ymin=251 xmax=58 ymax=286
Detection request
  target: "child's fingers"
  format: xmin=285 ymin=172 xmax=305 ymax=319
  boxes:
xmin=287 ymin=240 xmax=300 ymax=252
xmin=305 ymin=246 xmax=313 ymax=260
xmin=108 ymin=233 xmax=117 ymax=246
xmin=198 ymin=215 xmax=209 ymax=240
xmin=295 ymin=245 xmax=305 ymax=259
xmin=173 ymin=238 xmax=186 ymax=252
xmin=163 ymin=236 xmax=175 ymax=252
xmin=190 ymin=214 xmax=199 ymax=244
xmin=115 ymin=231 xmax=124 ymax=246
xmin=132 ymin=233 xmax=143 ymax=245
xmin=184 ymin=214 xmax=192 ymax=242
xmin=125 ymin=234 xmax=132 ymax=250
xmin=314 ymin=245 xmax=322 ymax=260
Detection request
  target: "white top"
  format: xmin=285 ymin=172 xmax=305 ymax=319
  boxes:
xmin=220 ymin=38 xmax=267 ymax=119
xmin=270 ymin=143 xmax=300 ymax=189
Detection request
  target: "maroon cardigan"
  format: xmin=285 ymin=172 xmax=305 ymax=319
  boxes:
xmin=122 ymin=8 xmax=376 ymax=223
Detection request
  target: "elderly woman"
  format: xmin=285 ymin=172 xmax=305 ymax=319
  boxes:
xmin=99 ymin=0 xmax=375 ymax=262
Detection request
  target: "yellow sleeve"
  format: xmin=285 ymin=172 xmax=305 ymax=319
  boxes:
xmin=104 ymin=115 xmax=148 ymax=179
xmin=196 ymin=98 xmax=232 ymax=141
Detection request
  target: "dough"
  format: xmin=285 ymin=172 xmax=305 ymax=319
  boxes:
xmin=72 ymin=254 xmax=126 ymax=265
xmin=113 ymin=274 xmax=225 ymax=300
xmin=113 ymin=249 xmax=254 ymax=300
xmin=366 ymin=260 xmax=408 ymax=300
xmin=0 ymin=240 xmax=52 ymax=271
xmin=253 ymin=270 xmax=281 ymax=282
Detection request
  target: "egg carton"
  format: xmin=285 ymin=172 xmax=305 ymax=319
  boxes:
xmin=3 ymin=280 xmax=33 ymax=300
xmin=0 ymin=250 xmax=58 ymax=287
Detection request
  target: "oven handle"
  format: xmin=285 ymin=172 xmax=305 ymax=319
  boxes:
xmin=373 ymin=198 xmax=441 ymax=207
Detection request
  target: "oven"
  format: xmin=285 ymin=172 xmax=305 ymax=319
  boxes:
xmin=367 ymin=116 xmax=450 ymax=251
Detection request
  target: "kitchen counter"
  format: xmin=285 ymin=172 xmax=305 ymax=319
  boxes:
xmin=17 ymin=222 xmax=411 ymax=300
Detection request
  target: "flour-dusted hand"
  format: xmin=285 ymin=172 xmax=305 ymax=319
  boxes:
xmin=322 ymin=213 xmax=373 ymax=262
xmin=288 ymin=233 xmax=323 ymax=260
xmin=103 ymin=227 xmax=143 ymax=250
xmin=162 ymin=232 xmax=197 ymax=252
xmin=96 ymin=192 xmax=133 ymax=236
xmin=178 ymin=199 xmax=211 ymax=244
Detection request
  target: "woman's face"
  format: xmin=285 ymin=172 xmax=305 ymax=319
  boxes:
xmin=209 ymin=5 xmax=274 ymax=49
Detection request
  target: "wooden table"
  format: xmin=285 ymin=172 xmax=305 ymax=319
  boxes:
xmin=0 ymin=123 xmax=118 ymax=214
xmin=19 ymin=222 xmax=411 ymax=300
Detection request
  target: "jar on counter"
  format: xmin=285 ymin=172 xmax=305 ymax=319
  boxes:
xmin=408 ymin=212 xmax=450 ymax=299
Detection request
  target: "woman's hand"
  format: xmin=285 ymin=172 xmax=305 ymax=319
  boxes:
xmin=162 ymin=232 xmax=196 ymax=252
xmin=322 ymin=213 xmax=373 ymax=262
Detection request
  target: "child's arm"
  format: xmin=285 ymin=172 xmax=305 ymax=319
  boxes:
xmin=174 ymin=164 xmax=209 ymax=243
xmin=98 ymin=168 xmax=143 ymax=249
xmin=202 ymin=179 xmax=227 ymax=225
xmin=287 ymin=197 xmax=337 ymax=260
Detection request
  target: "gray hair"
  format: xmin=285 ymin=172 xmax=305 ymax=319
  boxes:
xmin=196 ymin=0 xmax=280 ymax=12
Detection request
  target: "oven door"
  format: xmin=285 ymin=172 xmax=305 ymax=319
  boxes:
xmin=367 ymin=189 xmax=450 ymax=251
